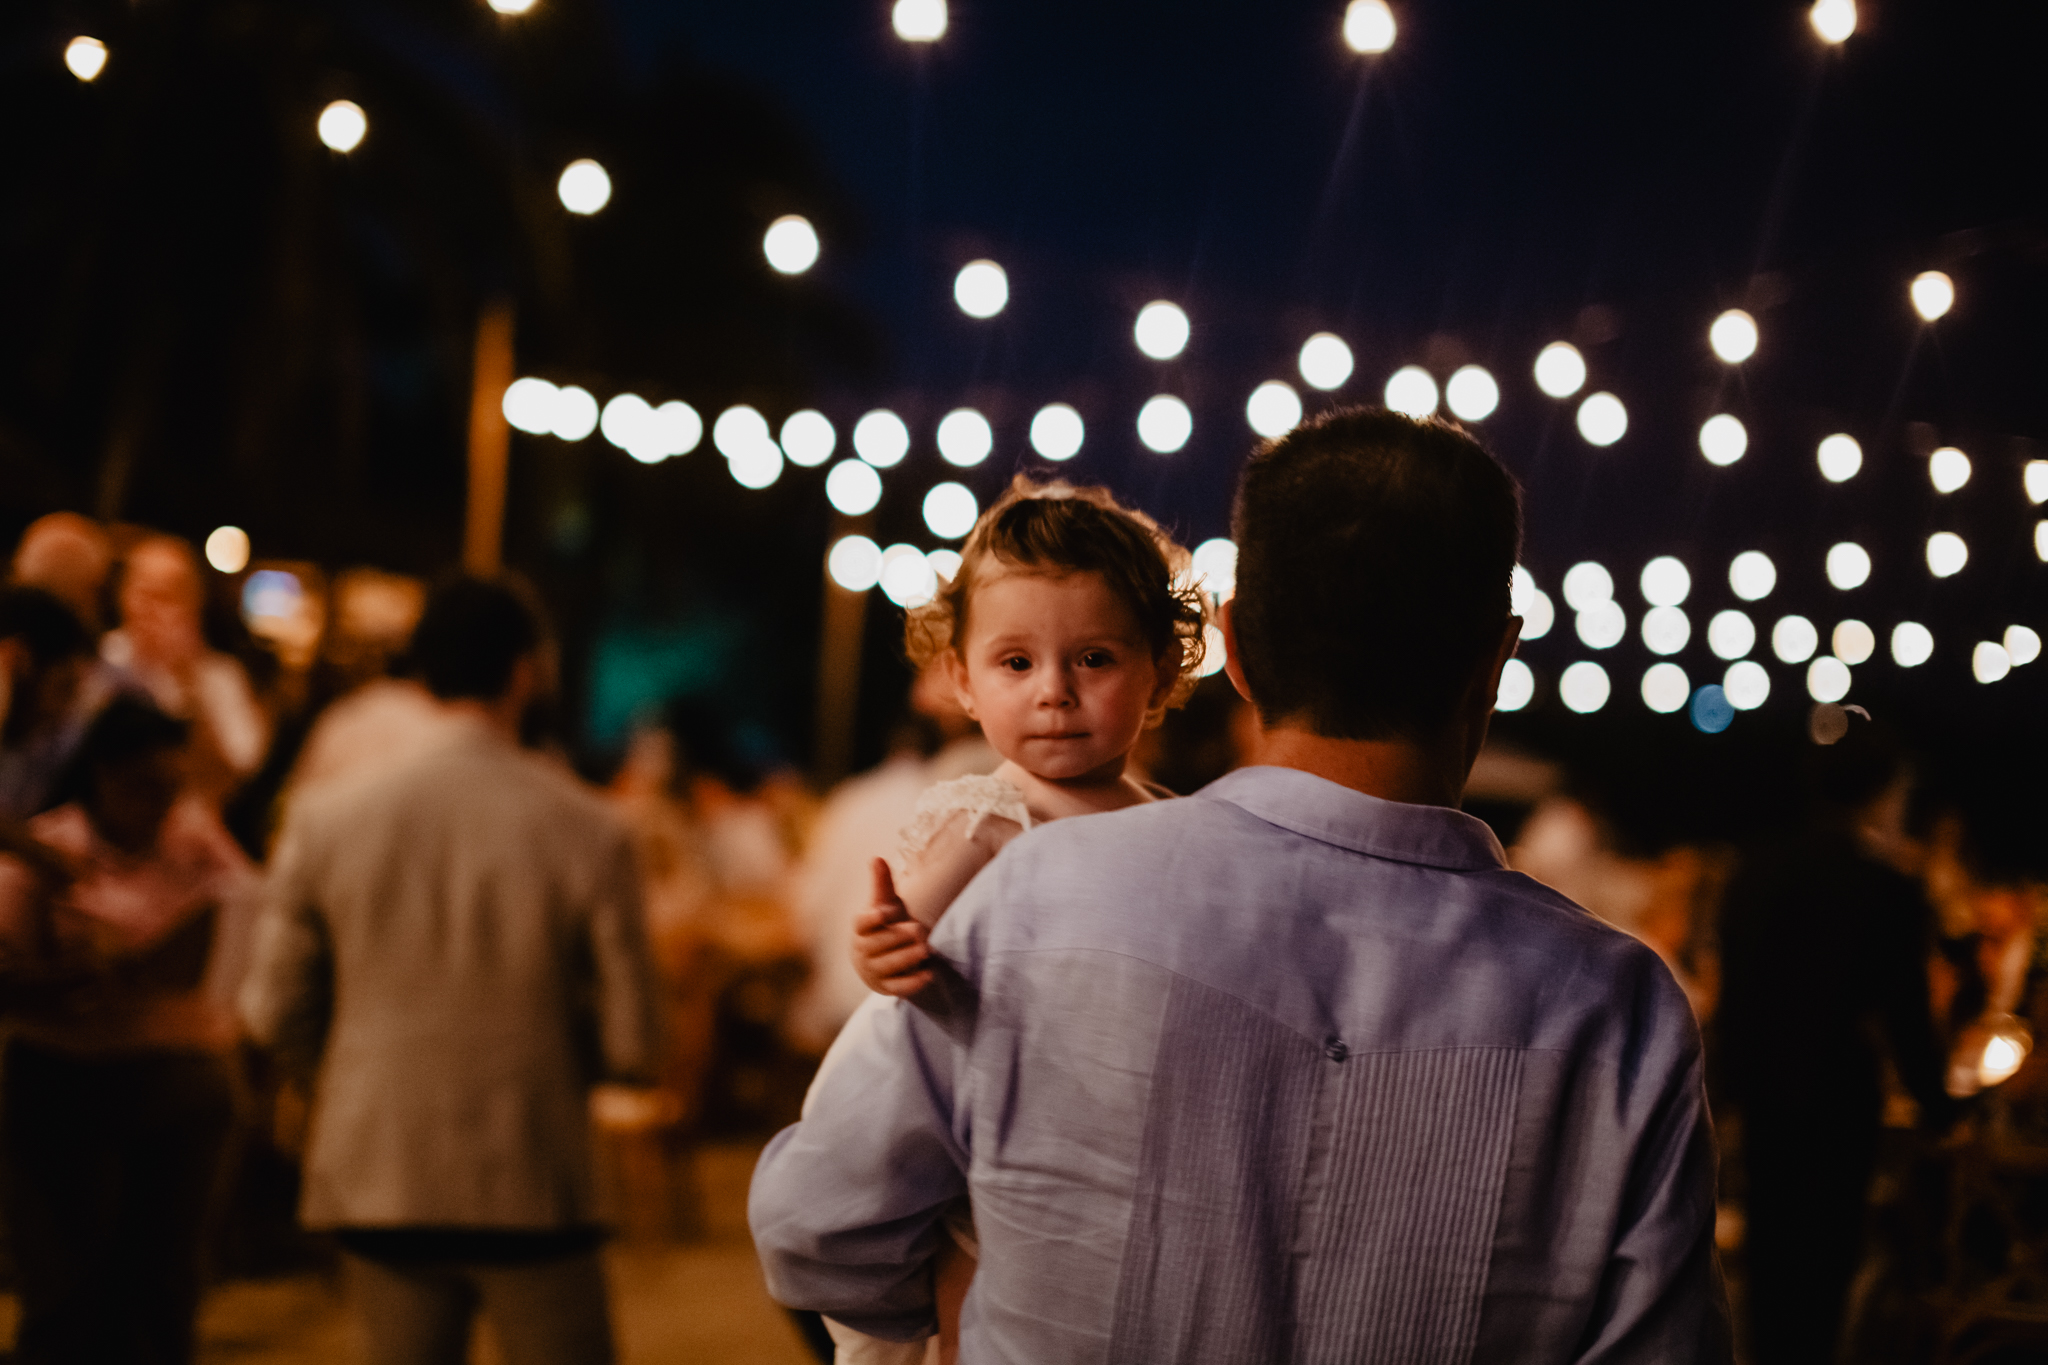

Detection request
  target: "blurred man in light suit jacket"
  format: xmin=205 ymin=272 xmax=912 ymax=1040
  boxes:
xmin=243 ymin=576 xmax=659 ymax=1365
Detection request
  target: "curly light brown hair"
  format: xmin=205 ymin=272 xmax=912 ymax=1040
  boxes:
xmin=905 ymin=476 xmax=1208 ymax=713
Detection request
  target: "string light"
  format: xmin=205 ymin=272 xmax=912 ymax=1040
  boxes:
xmin=1639 ymin=556 xmax=1691 ymax=606
xmin=1298 ymin=333 xmax=1354 ymax=390
xmin=1910 ymin=271 xmax=1955 ymax=322
xmin=780 ymin=410 xmax=836 ymax=466
xmin=1576 ymin=601 xmax=1626 ymax=650
xmin=825 ymin=460 xmax=883 ymax=516
xmin=1511 ymin=566 xmax=1555 ymax=640
xmin=1772 ymin=616 xmax=1818 ymax=664
xmin=64 ymin=36 xmax=107 ymax=82
xmin=763 ymin=216 xmax=820 ymax=275
xmin=1559 ymin=662 xmax=1610 ymax=714
xmin=557 ymin=159 xmax=611 ymax=214
xmin=1030 ymin=404 xmax=1084 ymax=460
xmin=892 ymin=0 xmax=947 ymax=42
xmin=853 ymin=410 xmax=910 ymax=468
xmin=317 ymin=100 xmax=367 ymax=153
xmin=1973 ymin=642 xmax=2012 ymax=684
xmin=502 ymin=378 xmax=560 ymax=434
xmin=1533 ymin=342 xmax=1586 ymax=399
xmin=2005 ymin=626 xmax=2041 ymax=666
xmin=2026 ymin=461 xmax=2048 ymax=504
xmin=1245 ymin=381 xmax=1303 ymax=438
xmin=551 ymin=386 xmax=598 ymax=440
xmin=713 ymin=405 xmax=772 ymax=459
xmin=1192 ymin=539 xmax=1238 ymax=597
xmin=1342 ymin=1 xmax=1397 ymax=54
xmin=1818 ymin=434 xmax=1862 ymax=483
xmin=1832 ymin=620 xmax=1876 ymax=665
xmin=1136 ymin=396 xmax=1193 ymax=453
xmin=1134 ymin=302 xmax=1190 ymax=360
xmin=1641 ymin=607 xmax=1690 ymax=656
xmin=1929 ymin=446 xmax=1971 ymax=493
xmin=880 ymin=545 xmax=938 ymax=607
xmin=1642 ymin=663 xmax=1690 ymax=714
xmin=1691 ymin=685 xmax=1735 ymax=734
xmin=1444 ymin=365 xmax=1499 ymax=421
xmin=954 ymin=261 xmax=1008 ymax=319
xmin=1807 ymin=656 xmax=1851 ymax=702
xmin=828 ymin=535 xmax=883 ymax=592
xmin=488 ymin=0 xmax=538 ymax=12
xmin=1891 ymin=622 xmax=1934 ymax=668
xmin=936 ymin=408 xmax=993 ymax=467
xmin=1561 ymin=562 xmax=1613 ymax=611
xmin=1724 ymin=661 xmax=1770 ymax=711
xmin=2038 ymin=522 xmax=2048 ymax=563
xmin=205 ymin=527 xmax=250 ymax=574
xmin=1708 ymin=610 xmax=1756 ymax=661
xmin=1926 ymin=531 xmax=1968 ymax=578
xmin=1496 ymin=659 xmax=1535 ymax=711
xmin=928 ymin=549 xmax=962 ymax=582
xmin=1825 ymin=541 xmax=1871 ymax=590
xmin=1699 ymin=414 xmax=1747 ymax=466
xmin=1576 ymin=393 xmax=1627 ymax=446
xmin=1729 ymin=550 xmax=1776 ymax=601
xmin=728 ymin=440 xmax=783 ymax=489
xmin=1383 ymin=366 xmax=1438 ymax=417
xmin=1709 ymin=310 xmax=1758 ymax=364
xmin=1810 ymin=0 xmax=1856 ymax=44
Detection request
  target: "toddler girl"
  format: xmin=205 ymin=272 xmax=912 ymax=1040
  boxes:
xmin=826 ymin=476 xmax=1207 ymax=1364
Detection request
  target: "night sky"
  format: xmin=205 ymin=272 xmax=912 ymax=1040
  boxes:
xmin=610 ymin=0 xmax=2046 ymax=725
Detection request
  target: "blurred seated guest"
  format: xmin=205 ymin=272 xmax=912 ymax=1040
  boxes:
xmin=0 ymin=698 xmax=257 ymax=1365
xmin=103 ymin=535 xmax=269 ymax=800
xmin=1717 ymin=710 xmax=1955 ymax=1365
xmin=241 ymin=575 xmax=660 ymax=1365
xmin=784 ymin=666 xmax=995 ymax=1054
xmin=12 ymin=511 xmax=115 ymax=633
xmin=0 ymin=585 xmax=124 ymax=822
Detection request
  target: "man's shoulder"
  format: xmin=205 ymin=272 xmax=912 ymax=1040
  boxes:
xmin=293 ymin=732 xmax=624 ymax=844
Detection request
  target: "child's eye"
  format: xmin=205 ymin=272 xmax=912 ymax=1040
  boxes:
xmin=1079 ymin=650 xmax=1113 ymax=668
xmin=1001 ymin=656 xmax=1032 ymax=672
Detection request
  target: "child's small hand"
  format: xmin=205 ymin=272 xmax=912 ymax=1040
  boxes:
xmin=852 ymin=857 xmax=936 ymax=998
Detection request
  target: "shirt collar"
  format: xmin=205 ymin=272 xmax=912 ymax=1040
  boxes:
xmin=1199 ymin=765 xmax=1507 ymax=872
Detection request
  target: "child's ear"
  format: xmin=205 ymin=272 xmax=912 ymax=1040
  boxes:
xmin=944 ymin=650 xmax=977 ymax=720
xmin=1149 ymin=639 xmax=1184 ymax=710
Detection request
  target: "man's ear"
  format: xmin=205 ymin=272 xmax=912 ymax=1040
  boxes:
xmin=943 ymin=650 xmax=977 ymax=721
xmin=1218 ymin=598 xmax=1255 ymax=707
xmin=1485 ymin=615 xmax=1524 ymax=710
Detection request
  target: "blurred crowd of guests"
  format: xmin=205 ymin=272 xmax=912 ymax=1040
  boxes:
xmin=0 ymin=506 xmax=2040 ymax=1364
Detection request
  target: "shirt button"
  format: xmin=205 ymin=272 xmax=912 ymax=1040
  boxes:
xmin=1324 ymin=1037 xmax=1349 ymax=1062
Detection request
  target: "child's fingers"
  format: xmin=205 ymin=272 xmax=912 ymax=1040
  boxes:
xmin=864 ymin=941 xmax=934 ymax=979
xmin=855 ymin=920 xmax=926 ymax=953
xmin=875 ymin=969 xmax=936 ymax=999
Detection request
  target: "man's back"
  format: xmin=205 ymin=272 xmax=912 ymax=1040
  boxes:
xmin=751 ymin=767 xmax=1724 ymax=1363
xmin=245 ymin=721 xmax=658 ymax=1229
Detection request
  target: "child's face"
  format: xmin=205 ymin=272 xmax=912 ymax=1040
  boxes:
xmin=950 ymin=568 xmax=1178 ymax=785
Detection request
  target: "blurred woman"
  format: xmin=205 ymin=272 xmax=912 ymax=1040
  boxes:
xmin=0 ymin=698 xmax=257 ymax=1365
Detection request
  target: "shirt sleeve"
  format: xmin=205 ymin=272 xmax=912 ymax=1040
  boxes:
xmin=588 ymin=825 xmax=662 ymax=1084
xmin=1573 ymin=985 xmax=1734 ymax=1365
xmin=237 ymin=818 xmax=334 ymax=1082
xmin=749 ymin=990 xmax=969 ymax=1341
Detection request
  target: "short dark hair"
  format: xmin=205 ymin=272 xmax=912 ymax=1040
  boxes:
xmin=409 ymin=575 xmax=544 ymax=702
xmin=905 ymin=476 xmax=1207 ymax=707
xmin=1231 ymin=407 xmax=1522 ymax=740
xmin=0 ymin=585 xmax=92 ymax=665
xmin=50 ymin=696 xmax=189 ymax=807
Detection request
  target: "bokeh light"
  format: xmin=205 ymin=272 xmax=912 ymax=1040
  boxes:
xmin=1729 ymin=550 xmax=1777 ymax=601
xmin=551 ymin=385 xmax=598 ymax=440
xmin=936 ymin=408 xmax=993 ymax=467
xmin=557 ymin=159 xmax=611 ymax=214
xmin=1576 ymin=392 xmax=1627 ymax=446
xmin=824 ymin=459 xmax=883 ymax=516
xmin=1195 ymin=624 xmax=1229 ymax=679
xmin=1810 ymin=0 xmax=1857 ymax=44
xmin=205 ymin=526 xmax=250 ymax=575
xmin=1383 ymin=366 xmax=1438 ymax=417
xmin=1134 ymin=301 xmax=1190 ymax=360
xmin=1926 ymin=531 xmax=1968 ymax=578
xmin=1444 ymin=365 xmax=1499 ymax=421
xmin=502 ymin=378 xmax=559 ymax=434
xmin=1640 ymin=556 xmax=1691 ymax=607
xmin=922 ymin=482 xmax=979 ymax=540
xmin=827 ymin=535 xmax=883 ymax=591
xmin=1576 ymin=600 xmax=1626 ymax=650
xmin=1510 ymin=566 xmax=1555 ymax=640
xmin=1691 ymin=685 xmax=1734 ymax=733
xmin=713 ymin=405 xmax=772 ymax=460
xmin=2025 ymin=460 xmax=2048 ymax=504
xmin=880 ymin=545 xmax=939 ymax=608
xmin=763 ymin=215 xmax=820 ymax=275
xmin=1772 ymin=616 xmax=1818 ymax=664
xmin=892 ymin=0 xmax=947 ymax=42
xmin=1496 ymin=658 xmax=1535 ymax=712
xmin=1245 ymin=381 xmax=1303 ymax=438
xmin=602 ymin=394 xmax=661 ymax=463
xmin=2006 ymin=625 xmax=2042 ymax=666
xmin=1192 ymin=539 xmax=1238 ymax=597
xmin=1533 ymin=342 xmax=1586 ymax=399
xmin=1929 ymin=446 xmax=1971 ymax=494
xmin=1832 ymin=620 xmax=1876 ymax=665
xmin=65 ymin=36 xmax=107 ymax=82
xmin=1642 ymin=663 xmax=1690 ymax=714
xmin=318 ymin=100 xmax=367 ymax=153
xmin=1561 ymin=561 xmax=1613 ymax=611
xmin=1973 ymin=642 xmax=2012 ymax=684
xmin=1342 ymin=0 xmax=1397 ymax=53
xmin=1559 ymin=662 xmax=1611 ymax=714
xmin=1807 ymin=656 xmax=1851 ymax=702
xmin=728 ymin=440 xmax=783 ymax=489
xmin=853 ymin=410 xmax=910 ymax=468
xmin=1708 ymin=609 xmax=1756 ymax=660
xmin=2038 ymin=522 xmax=2048 ymax=563
xmin=1709 ymin=309 xmax=1758 ymax=363
xmin=650 ymin=402 xmax=702 ymax=459
xmin=1298 ymin=333 xmax=1354 ymax=390
xmin=1891 ymin=622 xmax=1934 ymax=667
xmin=1818 ymin=433 xmax=1862 ymax=483
xmin=780 ymin=410 xmax=836 ymax=466
xmin=1826 ymin=541 xmax=1871 ymax=590
xmin=1029 ymin=403 xmax=1084 ymax=460
xmin=928 ymin=549 xmax=962 ymax=582
xmin=1136 ymin=395 xmax=1193 ymax=453
xmin=488 ymin=0 xmax=538 ymax=12
xmin=1641 ymin=607 xmax=1690 ymax=656
xmin=1724 ymin=660 xmax=1770 ymax=711
xmin=954 ymin=260 xmax=1008 ymax=319
xmin=1699 ymin=414 xmax=1748 ymax=466
xmin=1910 ymin=270 xmax=1955 ymax=321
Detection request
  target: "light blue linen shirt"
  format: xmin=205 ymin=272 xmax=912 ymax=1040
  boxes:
xmin=751 ymin=766 xmax=1730 ymax=1364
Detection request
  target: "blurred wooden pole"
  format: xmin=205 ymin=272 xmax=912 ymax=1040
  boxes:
xmin=464 ymin=301 xmax=515 ymax=575
xmin=814 ymin=515 xmax=871 ymax=784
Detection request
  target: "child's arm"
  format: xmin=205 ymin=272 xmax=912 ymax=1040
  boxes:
xmin=853 ymin=809 xmax=1021 ymax=999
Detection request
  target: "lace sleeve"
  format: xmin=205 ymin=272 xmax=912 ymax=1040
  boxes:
xmin=897 ymin=774 xmax=1032 ymax=867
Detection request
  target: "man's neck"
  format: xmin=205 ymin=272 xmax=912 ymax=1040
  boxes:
xmin=439 ymin=695 xmax=522 ymax=741
xmin=1249 ymin=724 xmax=1468 ymax=808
